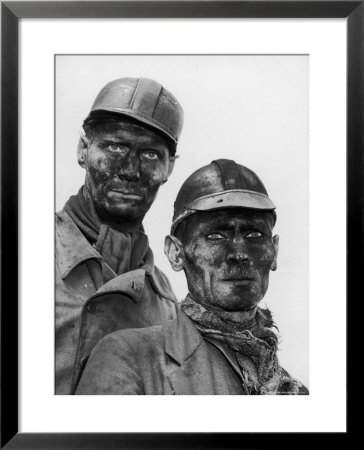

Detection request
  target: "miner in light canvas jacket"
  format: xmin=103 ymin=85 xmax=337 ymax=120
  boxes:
xmin=56 ymin=77 xmax=184 ymax=394
xmin=76 ymin=159 xmax=308 ymax=395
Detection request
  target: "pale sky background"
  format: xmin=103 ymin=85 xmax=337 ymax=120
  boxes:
xmin=56 ymin=55 xmax=309 ymax=387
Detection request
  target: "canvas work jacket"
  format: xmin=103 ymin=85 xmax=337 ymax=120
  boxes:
xmin=76 ymin=307 xmax=309 ymax=395
xmin=55 ymin=209 xmax=177 ymax=395
xmin=76 ymin=307 xmax=252 ymax=395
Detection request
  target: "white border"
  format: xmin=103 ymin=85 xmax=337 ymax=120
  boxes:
xmin=20 ymin=19 xmax=346 ymax=432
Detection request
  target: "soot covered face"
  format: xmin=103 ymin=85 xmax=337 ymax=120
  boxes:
xmin=173 ymin=209 xmax=279 ymax=313
xmin=78 ymin=120 xmax=173 ymax=224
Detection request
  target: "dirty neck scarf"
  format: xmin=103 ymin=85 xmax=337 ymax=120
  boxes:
xmin=64 ymin=187 xmax=151 ymax=279
xmin=181 ymin=295 xmax=301 ymax=395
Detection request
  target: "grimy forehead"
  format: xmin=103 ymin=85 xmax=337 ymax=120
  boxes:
xmin=183 ymin=208 xmax=276 ymax=233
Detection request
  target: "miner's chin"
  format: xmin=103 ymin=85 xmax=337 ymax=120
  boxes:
xmin=214 ymin=284 xmax=263 ymax=311
xmin=96 ymin=198 xmax=148 ymax=222
xmin=219 ymin=296 xmax=259 ymax=312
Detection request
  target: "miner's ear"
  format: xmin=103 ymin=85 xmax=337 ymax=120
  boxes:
xmin=271 ymin=235 xmax=279 ymax=271
xmin=164 ymin=234 xmax=184 ymax=272
xmin=77 ymin=133 xmax=90 ymax=169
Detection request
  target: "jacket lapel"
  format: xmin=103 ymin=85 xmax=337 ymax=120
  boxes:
xmin=56 ymin=210 xmax=101 ymax=279
xmin=164 ymin=309 xmax=218 ymax=395
xmin=163 ymin=308 xmax=202 ymax=365
xmin=163 ymin=308 xmax=251 ymax=395
xmin=204 ymin=337 xmax=249 ymax=394
xmin=168 ymin=352 xmax=213 ymax=395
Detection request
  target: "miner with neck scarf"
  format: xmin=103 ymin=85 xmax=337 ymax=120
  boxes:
xmin=56 ymin=78 xmax=183 ymax=394
xmin=76 ymin=159 xmax=308 ymax=395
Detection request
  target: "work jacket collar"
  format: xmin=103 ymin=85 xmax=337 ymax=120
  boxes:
xmin=163 ymin=306 xmax=203 ymax=366
xmin=56 ymin=209 xmax=175 ymax=301
xmin=56 ymin=209 xmax=102 ymax=279
xmin=164 ymin=306 xmax=249 ymax=395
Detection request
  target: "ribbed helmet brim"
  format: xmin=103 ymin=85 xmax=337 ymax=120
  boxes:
xmin=90 ymin=107 xmax=178 ymax=143
xmin=171 ymin=189 xmax=276 ymax=233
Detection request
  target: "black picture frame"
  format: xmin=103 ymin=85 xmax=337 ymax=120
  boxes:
xmin=1 ymin=1 xmax=359 ymax=448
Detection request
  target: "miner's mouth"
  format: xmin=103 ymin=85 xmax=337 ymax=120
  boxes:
xmin=222 ymin=277 xmax=254 ymax=285
xmin=108 ymin=189 xmax=143 ymax=200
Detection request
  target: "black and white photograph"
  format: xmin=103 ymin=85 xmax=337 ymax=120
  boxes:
xmin=0 ymin=0 xmax=356 ymax=443
xmin=55 ymin=55 xmax=309 ymax=396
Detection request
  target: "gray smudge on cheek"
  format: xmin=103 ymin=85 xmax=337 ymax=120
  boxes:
xmin=254 ymin=243 xmax=275 ymax=269
xmin=184 ymin=242 xmax=208 ymax=288
xmin=85 ymin=155 xmax=112 ymax=205
xmin=258 ymin=253 xmax=273 ymax=268
xmin=103 ymin=155 xmax=119 ymax=178
xmin=187 ymin=241 xmax=228 ymax=299
xmin=189 ymin=240 xmax=215 ymax=265
xmin=141 ymin=163 xmax=165 ymax=187
xmin=95 ymin=155 xmax=114 ymax=180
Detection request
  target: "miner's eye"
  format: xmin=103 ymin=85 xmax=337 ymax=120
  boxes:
xmin=142 ymin=151 xmax=159 ymax=160
xmin=106 ymin=143 xmax=123 ymax=152
xmin=207 ymin=232 xmax=225 ymax=240
xmin=245 ymin=231 xmax=263 ymax=239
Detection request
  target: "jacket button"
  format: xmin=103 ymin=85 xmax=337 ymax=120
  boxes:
xmin=87 ymin=302 xmax=102 ymax=314
xmin=87 ymin=303 xmax=104 ymax=314
xmin=87 ymin=303 xmax=97 ymax=314
xmin=80 ymin=356 xmax=89 ymax=367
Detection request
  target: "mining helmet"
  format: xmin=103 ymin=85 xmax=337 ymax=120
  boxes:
xmin=171 ymin=159 xmax=276 ymax=234
xmin=84 ymin=77 xmax=184 ymax=144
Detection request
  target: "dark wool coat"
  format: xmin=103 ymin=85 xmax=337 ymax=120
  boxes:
xmin=56 ymin=209 xmax=177 ymax=395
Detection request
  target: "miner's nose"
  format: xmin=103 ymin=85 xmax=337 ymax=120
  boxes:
xmin=117 ymin=152 xmax=140 ymax=181
xmin=226 ymin=237 xmax=249 ymax=265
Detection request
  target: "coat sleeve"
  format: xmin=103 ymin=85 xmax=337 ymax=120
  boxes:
xmin=75 ymin=331 xmax=144 ymax=395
